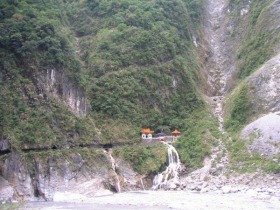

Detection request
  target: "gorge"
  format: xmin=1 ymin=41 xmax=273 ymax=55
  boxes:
xmin=0 ymin=0 xmax=280 ymax=208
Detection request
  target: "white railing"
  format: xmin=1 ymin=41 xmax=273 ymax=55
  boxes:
xmin=141 ymin=136 xmax=181 ymax=144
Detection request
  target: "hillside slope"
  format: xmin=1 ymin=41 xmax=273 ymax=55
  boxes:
xmin=223 ymin=0 xmax=280 ymax=172
xmin=0 ymin=0 xmax=280 ymax=202
xmin=0 ymin=0 xmax=216 ymax=201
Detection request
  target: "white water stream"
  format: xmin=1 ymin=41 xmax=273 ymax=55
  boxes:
xmin=104 ymin=150 xmax=121 ymax=193
xmin=140 ymin=178 xmax=146 ymax=191
xmin=152 ymin=142 xmax=181 ymax=190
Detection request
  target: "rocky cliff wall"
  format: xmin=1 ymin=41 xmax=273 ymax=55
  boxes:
xmin=240 ymin=53 xmax=280 ymax=157
xmin=247 ymin=54 xmax=280 ymax=113
xmin=0 ymin=148 xmax=145 ymax=202
xmin=39 ymin=69 xmax=89 ymax=117
xmin=199 ymin=0 xmax=237 ymax=96
xmin=229 ymin=0 xmax=280 ymax=157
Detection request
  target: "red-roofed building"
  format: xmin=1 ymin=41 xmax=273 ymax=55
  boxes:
xmin=140 ymin=128 xmax=154 ymax=139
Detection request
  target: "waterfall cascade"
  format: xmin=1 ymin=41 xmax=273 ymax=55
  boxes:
xmin=140 ymin=177 xmax=146 ymax=191
xmin=152 ymin=142 xmax=181 ymax=189
xmin=104 ymin=150 xmax=121 ymax=193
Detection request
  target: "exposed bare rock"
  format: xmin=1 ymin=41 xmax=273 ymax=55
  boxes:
xmin=222 ymin=185 xmax=231 ymax=194
xmin=241 ymin=112 xmax=280 ymax=156
xmin=0 ymin=138 xmax=9 ymax=151
xmin=0 ymin=176 xmax=14 ymax=201
xmin=1 ymin=152 xmax=33 ymax=200
xmin=0 ymin=151 xmax=141 ymax=201
xmin=247 ymin=53 xmax=280 ymax=113
xmin=38 ymin=69 xmax=89 ymax=117
xmin=115 ymin=158 xmax=139 ymax=191
xmin=201 ymin=0 xmax=236 ymax=96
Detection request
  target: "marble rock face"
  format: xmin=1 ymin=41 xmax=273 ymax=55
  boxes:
xmin=241 ymin=112 xmax=280 ymax=157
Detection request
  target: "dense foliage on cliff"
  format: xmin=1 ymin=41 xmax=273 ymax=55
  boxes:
xmin=72 ymin=0 xmax=204 ymax=130
xmin=0 ymin=0 xmax=215 ymax=173
xmin=226 ymin=0 xmax=280 ymax=132
xmin=230 ymin=0 xmax=280 ymax=79
xmin=0 ymin=0 xmax=95 ymax=149
xmin=69 ymin=0 xmax=212 ymax=170
xmin=225 ymin=0 xmax=280 ymax=173
xmin=0 ymin=0 xmax=205 ymax=138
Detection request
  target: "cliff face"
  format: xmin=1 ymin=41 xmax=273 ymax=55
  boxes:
xmin=200 ymin=0 xmax=237 ymax=96
xmin=243 ymin=0 xmax=280 ymax=114
xmin=223 ymin=0 xmax=280 ymax=157
xmin=247 ymin=54 xmax=280 ymax=113
xmin=41 ymin=69 xmax=88 ymax=117
xmin=1 ymin=0 xmax=280 ymax=202
xmin=0 ymin=147 xmax=145 ymax=201
xmin=240 ymin=52 xmax=280 ymax=157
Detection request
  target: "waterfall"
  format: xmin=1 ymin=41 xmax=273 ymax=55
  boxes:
xmin=103 ymin=150 xmax=121 ymax=193
xmin=140 ymin=178 xmax=145 ymax=191
xmin=152 ymin=142 xmax=181 ymax=190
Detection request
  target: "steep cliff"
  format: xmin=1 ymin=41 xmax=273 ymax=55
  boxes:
xmin=223 ymin=0 xmax=280 ymax=172
xmin=1 ymin=0 xmax=280 ymax=202
xmin=0 ymin=0 xmax=209 ymax=201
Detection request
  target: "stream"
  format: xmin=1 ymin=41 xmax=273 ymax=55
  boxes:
xmin=152 ymin=142 xmax=181 ymax=190
xmin=104 ymin=150 xmax=121 ymax=193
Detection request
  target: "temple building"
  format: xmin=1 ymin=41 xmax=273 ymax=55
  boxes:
xmin=140 ymin=128 xmax=154 ymax=139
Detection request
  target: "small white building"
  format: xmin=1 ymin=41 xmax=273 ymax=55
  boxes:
xmin=140 ymin=128 xmax=154 ymax=139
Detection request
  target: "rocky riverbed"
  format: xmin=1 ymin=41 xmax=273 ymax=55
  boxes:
xmin=21 ymin=190 xmax=280 ymax=210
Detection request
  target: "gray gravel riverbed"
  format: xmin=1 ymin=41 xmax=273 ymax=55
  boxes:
xmin=21 ymin=190 xmax=280 ymax=210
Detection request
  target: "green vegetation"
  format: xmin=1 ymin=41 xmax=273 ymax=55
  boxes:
xmin=230 ymin=0 xmax=280 ymax=78
xmin=24 ymin=148 xmax=110 ymax=175
xmin=237 ymin=32 xmax=274 ymax=78
xmin=224 ymin=84 xmax=263 ymax=173
xmin=0 ymin=0 xmax=80 ymax=76
xmin=224 ymin=83 xmax=278 ymax=174
xmin=114 ymin=144 xmax=167 ymax=174
xmin=0 ymin=202 xmax=24 ymax=210
xmin=74 ymin=0 xmax=205 ymax=131
xmin=0 ymin=82 xmax=99 ymax=149
xmin=0 ymin=0 xmax=210 ymax=174
xmin=0 ymin=0 xmax=205 ymax=145
xmin=0 ymin=0 xmax=278 ymax=180
xmin=0 ymin=0 xmax=94 ymax=149
xmin=224 ymin=85 xmax=253 ymax=132
xmin=174 ymin=108 xmax=218 ymax=170
xmin=224 ymin=0 xmax=280 ymax=174
xmin=113 ymin=108 xmax=218 ymax=173
xmin=225 ymin=134 xmax=280 ymax=174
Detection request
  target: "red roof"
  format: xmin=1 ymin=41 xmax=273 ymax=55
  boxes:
xmin=172 ymin=129 xmax=181 ymax=135
xmin=140 ymin=128 xmax=154 ymax=134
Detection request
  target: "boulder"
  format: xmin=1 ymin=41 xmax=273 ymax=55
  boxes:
xmin=167 ymin=182 xmax=177 ymax=190
xmin=221 ymin=185 xmax=231 ymax=194
xmin=241 ymin=112 xmax=280 ymax=157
